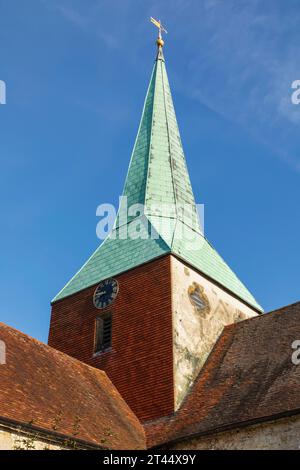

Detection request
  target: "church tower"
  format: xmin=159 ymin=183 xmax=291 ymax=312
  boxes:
xmin=48 ymin=25 xmax=262 ymax=422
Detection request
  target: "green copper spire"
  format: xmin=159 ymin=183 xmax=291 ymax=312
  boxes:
xmin=117 ymin=45 xmax=199 ymax=234
xmin=52 ymin=41 xmax=263 ymax=312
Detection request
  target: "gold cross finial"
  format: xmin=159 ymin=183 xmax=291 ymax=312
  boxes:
xmin=150 ymin=17 xmax=167 ymax=48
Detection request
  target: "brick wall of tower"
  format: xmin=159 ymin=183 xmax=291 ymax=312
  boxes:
xmin=48 ymin=255 xmax=174 ymax=422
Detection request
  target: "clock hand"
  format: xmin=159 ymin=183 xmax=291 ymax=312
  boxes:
xmin=95 ymin=291 xmax=106 ymax=297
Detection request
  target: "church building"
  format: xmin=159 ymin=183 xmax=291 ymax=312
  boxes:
xmin=0 ymin=23 xmax=300 ymax=450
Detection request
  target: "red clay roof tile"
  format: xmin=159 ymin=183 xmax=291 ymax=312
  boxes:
xmin=0 ymin=323 xmax=145 ymax=449
xmin=145 ymin=302 xmax=300 ymax=447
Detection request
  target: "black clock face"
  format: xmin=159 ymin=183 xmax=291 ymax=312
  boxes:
xmin=93 ymin=278 xmax=119 ymax=309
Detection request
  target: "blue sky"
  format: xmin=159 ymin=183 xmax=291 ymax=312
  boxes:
xmin=1 ymin=0 xmax=300 ymax=342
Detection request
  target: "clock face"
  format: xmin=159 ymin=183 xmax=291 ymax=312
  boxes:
xmin=93 ymin=278 xmax=119 ymax=309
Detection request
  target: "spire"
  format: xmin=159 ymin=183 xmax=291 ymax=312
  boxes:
xmin=117 ymin=22 xmax=200 ymax=235
xmin=52 ymin=34 xmax=263 ymax=313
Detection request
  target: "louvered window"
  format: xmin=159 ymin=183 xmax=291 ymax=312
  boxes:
xmin=94 ymin=313 xmax=112 ymax=353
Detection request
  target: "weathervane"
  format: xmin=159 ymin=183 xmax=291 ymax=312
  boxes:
xmin=150 ymin=17 xmax=167 ymax=48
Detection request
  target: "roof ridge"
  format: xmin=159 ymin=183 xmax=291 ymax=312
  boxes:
xmin=0 ymin=321 xmax=108 ymax=378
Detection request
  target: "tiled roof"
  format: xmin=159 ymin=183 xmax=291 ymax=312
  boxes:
xmin=52 ymin=47 xmax=262 ymax=312
xmin=0 ymin=323 xmax=145 ymax=449
xmin=145 ymin=301 xmax=300 ymax=447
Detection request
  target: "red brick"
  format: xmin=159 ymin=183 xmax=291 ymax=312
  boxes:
xmin=49 ymin=255 xmax=174 ymax=421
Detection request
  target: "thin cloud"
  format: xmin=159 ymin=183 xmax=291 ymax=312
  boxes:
xmin=41 ymin=0 xmax=300 ymax=171
xmin=167 ymin=0 xmax=300 ymax=171
xmin=55 ymin=5 xmax=88 ymax=29
xmin=46 ymin=1 xmax=119 ymax=50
